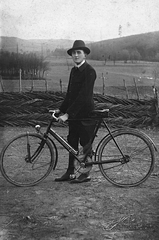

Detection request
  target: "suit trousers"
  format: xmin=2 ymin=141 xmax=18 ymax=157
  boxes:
xmin=67 ymin=120 xmax=96 ymax=171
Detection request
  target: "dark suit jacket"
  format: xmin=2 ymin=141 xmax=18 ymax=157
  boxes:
xmin=60 ymin=61 xmax=96 ymax=119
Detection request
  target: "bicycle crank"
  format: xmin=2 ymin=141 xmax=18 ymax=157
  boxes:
xmin=74 ymin=156 xmax=92 ymax=174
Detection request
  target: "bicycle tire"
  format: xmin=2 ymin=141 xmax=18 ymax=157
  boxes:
xmin=0 ymin=133 xmax=55 ymax=187
xmin=98 ymin=129 xmax=155 ymax=187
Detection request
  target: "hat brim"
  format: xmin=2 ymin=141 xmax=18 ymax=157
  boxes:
xmin=67 ymin=46 xmax=90 ymax=56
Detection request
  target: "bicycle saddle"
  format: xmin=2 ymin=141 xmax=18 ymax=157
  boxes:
xmin=91 ymin=109 xmax=109 ymax=117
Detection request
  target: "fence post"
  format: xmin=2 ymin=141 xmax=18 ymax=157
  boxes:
xmin=152 ymin=86 xmax=159 ymax=126
xmin=30 ymin=74 xmax=34 ymax=92
xmin=102 ymin=73 xmax=105 ymax=95
xmin=19 ymin=69 xmax=22 ymax=92
xmin=133 ymin=77 xmax=139 ymax=100
xmin=152 ymin=86 xmax=159 ymax=114
xmin=60 ymin=79 xmax=62 ymax=93
xmin=45 ymin=79 xmax=48 ymax=92
xmin=0 ymin=75 xmax=4 ymax=92
xmin=123 ymin=79 xmax=129 ymax=99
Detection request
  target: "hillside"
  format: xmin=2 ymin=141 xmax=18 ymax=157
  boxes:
xmin=0 ymin=31 xmax=159 ymax=52
xmin=0 ymin=37 xmax=74 ymax=53
xmin=0 ymin=31 xmax=159 ymax=62
xmin=91 ymin=31 xmax=159 ymax=50
xmin=88 ymin=31 xmax=159 ymax=61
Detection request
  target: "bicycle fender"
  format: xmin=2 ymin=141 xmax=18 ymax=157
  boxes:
xmin=118 ymin=128 xmax=157 ymax=152
xmin=111 ymin=128 xmax=157 ymax=152
xmin=94 ymin=130 xmax=118 ymax=161
xmin=47 ymin=136 xmax=58 ymax=170
xmin=138 ymin=130 xmax=158 ymax=152
xmin=94 ymin=128 xmax=157 ymax=162
xmin=37 ymin=132 xmax=58 ymax=170
xmin=123 ymin=128 xmax=158 ymax=152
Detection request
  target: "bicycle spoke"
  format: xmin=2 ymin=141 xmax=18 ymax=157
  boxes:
xmin=98 ymin=129 xmax=154 ymax=187
xmin=1 ymin=133 xmax=54 ymax=186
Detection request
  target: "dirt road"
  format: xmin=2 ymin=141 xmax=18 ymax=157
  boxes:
xmin=0 ymin=127 xmax=159 ymax=240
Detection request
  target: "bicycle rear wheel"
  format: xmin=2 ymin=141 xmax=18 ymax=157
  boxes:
xmin=98 ymin=129 xmax=155 ymax=187
xmin=0 ymin=133 xmax=54 ymax=187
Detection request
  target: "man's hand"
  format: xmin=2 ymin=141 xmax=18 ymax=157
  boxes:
xmin=54 ymin=109 xmax=60 ymax=114
xmin=58 ymin=113 xmax=69 ymax=122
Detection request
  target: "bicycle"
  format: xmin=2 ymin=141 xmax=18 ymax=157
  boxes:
xmin=0 ymin=109 xmax=156 ymax=187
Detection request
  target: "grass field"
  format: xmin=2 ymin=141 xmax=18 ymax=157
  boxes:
xmin=1 ymin=57 xmax=159 ymax=98
xmin=45 ymin=57 xmax=159 ymax=97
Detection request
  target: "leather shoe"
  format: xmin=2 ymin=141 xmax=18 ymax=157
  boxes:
xmin=70 ymin=173 xmax=91 ymax=184
xmin=55 ymin=171 xmax=76 ymax=182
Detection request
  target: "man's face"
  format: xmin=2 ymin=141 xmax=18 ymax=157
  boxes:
xmin=71 ymin=50 xmax=86 ymax=64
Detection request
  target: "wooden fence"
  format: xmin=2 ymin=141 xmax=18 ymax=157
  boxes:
xmin=0 ymin=76 xmax=156 ymax=101
xmin=0 ymin=91 xmax=158 ymax=128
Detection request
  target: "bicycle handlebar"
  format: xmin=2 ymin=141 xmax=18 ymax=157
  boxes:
xmin=49 ymin=108 xmax=110 ymax=122
xmin=49 ymin=110 xmax=59 ymax=121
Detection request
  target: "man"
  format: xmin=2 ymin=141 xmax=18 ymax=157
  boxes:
xmin=55 ymin=40 xmax=96 ymax=183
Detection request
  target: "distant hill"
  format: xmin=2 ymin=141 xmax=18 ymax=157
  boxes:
xmin=0 ymin=31 xmax=159 ymax=61
xmin=91 ymin=31 xmax=159 ymax=49
xmin=87 ymin=31 xmax=159 ymax=61
xmin=0 ymin=37 xmax=74 ymax=53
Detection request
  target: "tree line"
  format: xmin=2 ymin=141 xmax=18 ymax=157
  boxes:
xmin=53 ymin=45 xmax=159 ymax=65
xmin=1 ymin=39 xmax=159 ymax=79
xmin=88 ymin=42 xmax=159 ymax=64
xmin=0 ymin=51 xmax=50 ymax=79
xmin=88 ymin=46 xmax=141 ymax=64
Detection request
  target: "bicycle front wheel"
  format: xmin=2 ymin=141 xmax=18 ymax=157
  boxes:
xmin=98 ymin=129 xmax=155 ymax=187
xmin=0 ymin=133 xmax=54 ymax=187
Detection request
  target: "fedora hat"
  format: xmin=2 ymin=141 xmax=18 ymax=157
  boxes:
xmin=67 ymin=40 xmax=90 ymax=56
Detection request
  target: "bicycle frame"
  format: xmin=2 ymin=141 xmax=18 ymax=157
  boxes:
xmin=38 ymin=117 xmax=100 ymax=163
xmin=49 ymin=128 xmax=78 ymax=157
xmin=35 ymin=114 xmax=126 ymax=169
xmin=1 ymin=108 xmax=155 ymax=187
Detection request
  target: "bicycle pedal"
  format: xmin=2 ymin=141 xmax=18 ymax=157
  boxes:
xmin=70 ymin=174 xmax=76 ymax=180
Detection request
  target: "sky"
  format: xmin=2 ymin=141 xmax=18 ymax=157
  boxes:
xmin=0 ymin=0 xmax=159 ymax=41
